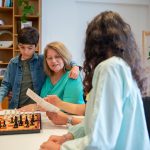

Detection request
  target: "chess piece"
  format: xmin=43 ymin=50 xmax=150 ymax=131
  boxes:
xmin=10 ymin=116 xmax=14 ymax=123
xmin=14 ymin=116 xmax=18 ymax=128
xmin=19 ymin=114 xmax=23 ymax=126
xmin=26 ymin=119 xmax=29 ymax=128
xmin=25 ymin=115 xmax=28 ymax=124
xmin=3 ymin=120 xmax=6 ymax=127
xmin=31 ymin=114 xmax=35 ymax=122
xmin=0 ymin=121 xmax=1 ymax=128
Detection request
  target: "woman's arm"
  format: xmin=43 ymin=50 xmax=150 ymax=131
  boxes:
xmin=45 ymin=95 xmax=85 ymax=115
xmin=46 ymin=111 xmax=82 ymax=125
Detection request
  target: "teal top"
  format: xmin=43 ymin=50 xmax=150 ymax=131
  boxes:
xmin=61 ymin=57 xmax=150 ymax=150
xmin=40 ymin=71 xmax=84 ymax=104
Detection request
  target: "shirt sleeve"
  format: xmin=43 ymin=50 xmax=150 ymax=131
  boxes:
xmin=61 ymin=62 xmax=125 ymax=149
xmin=0 ymin=64 xmax=12 ymax=102
xmin=63 ymin=75 xmax=84 ymax=104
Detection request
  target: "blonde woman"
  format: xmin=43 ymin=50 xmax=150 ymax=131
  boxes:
xmin=40 ymin=41 xmax=84 ymax=105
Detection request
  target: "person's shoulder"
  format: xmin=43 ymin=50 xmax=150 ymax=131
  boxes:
xmin=96 ymin=56 xmax=127 ymax=71
xmin=9 ymin=56 xmax=19 ymax=64
xmin=38 ymin=54 xmax=44 ymax=59
xmin=33 ymin=53 xmax=43 ymax=60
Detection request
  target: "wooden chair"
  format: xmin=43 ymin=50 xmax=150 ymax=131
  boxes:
xmin=2 ymin=97 xmax=9 ymax=109
xmin=142 ymin=97 xmax=150 ymax=138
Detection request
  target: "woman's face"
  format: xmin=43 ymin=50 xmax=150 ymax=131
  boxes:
xmin=46 ymin=48 xmax=65 ymax=73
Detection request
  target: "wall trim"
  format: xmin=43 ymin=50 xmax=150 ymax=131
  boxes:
xmin=76 ymin=0 xmax=150 ymax=6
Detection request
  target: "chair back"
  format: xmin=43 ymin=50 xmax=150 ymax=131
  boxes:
xmin=142 ymin=97 xmax=150 ymax=138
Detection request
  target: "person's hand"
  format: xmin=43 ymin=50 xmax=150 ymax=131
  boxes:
xmin=18 ymin=104 xmax=36 ymax=112
xmin=69 ymin=66 xmax=79 ymax=79
xmin=46 ymin=111 xmax=68 ymax=125
xmin=40 ymin=140 xmax=60 ymax=150
xmin=44 ymin=95 xmax=62 ymax=108
xmin=48 ymin=135 xmax=66 ymax=144
xmin=7 ymin=91 xmax=12 ymax=100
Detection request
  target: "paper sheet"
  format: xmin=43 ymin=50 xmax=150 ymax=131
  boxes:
xmin=26 ymin=88 xmax=59 ymax=112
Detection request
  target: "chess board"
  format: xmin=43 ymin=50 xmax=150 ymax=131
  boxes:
xmin=0 ymin=113 xmax=41 ymax=135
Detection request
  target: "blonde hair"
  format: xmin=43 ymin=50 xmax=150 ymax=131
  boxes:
xmin=44 ymin=41 xmax=72 ymax=76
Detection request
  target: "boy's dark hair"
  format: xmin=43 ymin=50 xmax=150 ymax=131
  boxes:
xmin=18 ymin=27 xmax=39 ymax=46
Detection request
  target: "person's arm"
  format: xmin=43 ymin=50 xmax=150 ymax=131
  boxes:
xmin=45 ymin=95 xmax=85 ymax=115
xmin=18 ymin=103 xmax=37 ymax=112
xmin=0 ymin=64 xmax=12 ymax=107
xmin=46 ymin=111 xmax=82 ymax=125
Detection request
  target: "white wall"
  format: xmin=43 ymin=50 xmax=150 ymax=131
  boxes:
xmin=42 ymin=0 xmax=150 ymax=66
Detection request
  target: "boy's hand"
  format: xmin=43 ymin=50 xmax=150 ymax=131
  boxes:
xmin=69 ymin=66 xmax=79 ymax=79
xmin=7 ymin=91 xmax=12 ymax=99
xmin=18 ymin=104 xmax=37 ymax=112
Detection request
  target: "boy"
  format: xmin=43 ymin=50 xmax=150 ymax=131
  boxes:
xmin=0 ymin=27 xmax=79 ymax=110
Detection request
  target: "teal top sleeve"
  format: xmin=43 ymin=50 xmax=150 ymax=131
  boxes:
xmin=61 ymin=57 xmax=150 ymax=150
xmin=40 ymin=71 xmax=84 ymax=104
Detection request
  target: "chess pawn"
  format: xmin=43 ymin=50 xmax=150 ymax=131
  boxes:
xmin=31 ymin=114 xmax=35 ymax=122
xmin=3 ymin=120 xmax=6 ymax=128
xmin=25 ymin=119 xmax=29 ymax=128
xmin=10 ymin=117 xmax=14 ymax=123
xmin=19 ymin=115 xmax=23 ymax=126
xmin=14 ymin=116 xmax=18 ymax=128
xmin=25 ymin=115 xmax=28 ymax=124
xmin=0 ymin=121 xmax=2 ymax=128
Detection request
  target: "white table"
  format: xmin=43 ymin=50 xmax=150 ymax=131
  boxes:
xmin=0 ymin=111 xmax=68 ymax=150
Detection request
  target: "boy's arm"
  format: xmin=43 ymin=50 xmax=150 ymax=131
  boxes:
xmin=69 ymin=60 xmax=82 ymax=79
xmin=0 ymin=64 xmax=11 ymax=105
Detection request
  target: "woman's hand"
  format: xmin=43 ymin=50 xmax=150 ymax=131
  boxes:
xmin=46 ymin=111 xmax=68 ymax=125
xmin=44 ymin=95 xmax=62 ymax=108
xmin=40 ymin=133 xmax=73 ymax=150
xmin=40 ymin=140 xmax=60 ymax=150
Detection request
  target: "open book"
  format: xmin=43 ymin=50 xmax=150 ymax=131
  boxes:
xmin=26 ymin=88 xmax=60 ymax=112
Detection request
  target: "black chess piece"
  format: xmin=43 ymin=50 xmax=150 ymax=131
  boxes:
xmin=14 ymin=116 xmax=18 ymax=128
xmin=10 ymin=117 xmax=14 ymax=123
xmin=30 ymin=114 xmax=35 ymax=125
xmin=31 ymin=114 xmax=35 ymax=122
xmin=3 ymin=120 xmax=6 ymax=128
xmin=19 ymin=115 xmax=23 ymax=126
xmin=30 ymin=119 xmax=34 ymax=126
xmin=25 ymin=115 xmax=28 ymax=124
xmin=26 ymin=119 xmax=29 ymax=128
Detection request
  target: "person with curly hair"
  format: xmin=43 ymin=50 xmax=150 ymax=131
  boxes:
xmin=40 ymin=11 xmax=150 ymax=150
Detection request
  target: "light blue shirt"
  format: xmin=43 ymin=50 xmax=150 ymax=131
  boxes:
xmin=61 ymin=57 xmax=150 ymax=150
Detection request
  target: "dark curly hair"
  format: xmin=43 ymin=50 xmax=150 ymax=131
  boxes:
xmin=83 ymin=11 xmax=146 ymax=95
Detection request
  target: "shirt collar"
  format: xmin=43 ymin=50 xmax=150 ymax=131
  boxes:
xmin=12 ymin=53 xmax=38 ymax=64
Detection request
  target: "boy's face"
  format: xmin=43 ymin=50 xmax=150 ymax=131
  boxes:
xmin=18 ymin=43 xmax=36 ymax=60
